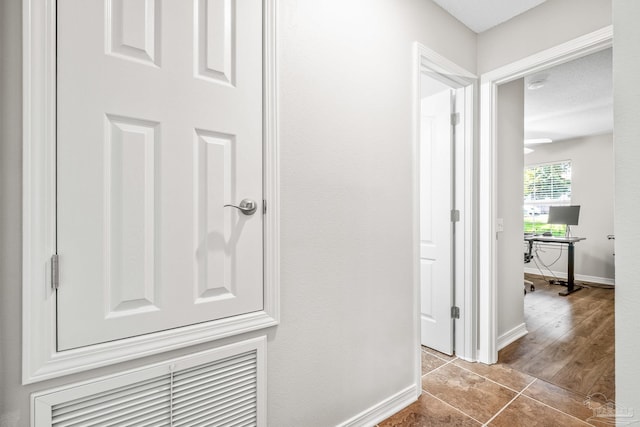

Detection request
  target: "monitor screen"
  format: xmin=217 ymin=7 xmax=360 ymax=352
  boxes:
xmin=547 ymin=205 xmax=580 ymax=226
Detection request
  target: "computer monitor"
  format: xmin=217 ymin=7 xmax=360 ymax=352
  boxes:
xmin=547 ymin=205 xmax=580 ymax=226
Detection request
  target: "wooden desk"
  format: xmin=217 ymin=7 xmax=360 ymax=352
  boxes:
xmin=524 ymin=235 xmax=586 ymax=296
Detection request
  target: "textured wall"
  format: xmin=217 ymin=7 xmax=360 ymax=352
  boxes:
xmin=269 ymin=1 xmax=476 ymax=424
xmin=478 ymin=0 xmax=612 ymax=74
xmin=613 ymin=0 xmax=640 ymax=417
xmin=496 ymin=79 xmax=526 ymax=339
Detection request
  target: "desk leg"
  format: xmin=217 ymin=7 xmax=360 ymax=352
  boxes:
xmin=559 ymin=242 xmax=581 ymax=296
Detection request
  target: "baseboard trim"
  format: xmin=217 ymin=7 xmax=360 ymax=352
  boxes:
xmin=497 ymin=323 xmax=528 ymax=351
xmin=337 ymin=384 xmax=419 ymax=427
xmin=524 ymin=268 xmax=615 ymax=286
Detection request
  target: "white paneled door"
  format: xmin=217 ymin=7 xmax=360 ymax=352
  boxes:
xmin=420 ymin=79 xmax=455 ymax=355
xmin=56 ymin=0 xmax=264 ymax=350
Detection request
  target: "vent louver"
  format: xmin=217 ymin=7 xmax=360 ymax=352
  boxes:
xmin=33 ymin=338 xmax=264 ymax=427
xmin=51 ymin=376 xmax=172 ymax=426
xmin=171 ymin=353 xmax=257 ymax=426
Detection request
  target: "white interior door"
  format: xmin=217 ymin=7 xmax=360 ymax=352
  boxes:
xmin=420 ymin=75 xmax=455 ymax=355
xmin=56 ymin=0 xmax=264 ymax=350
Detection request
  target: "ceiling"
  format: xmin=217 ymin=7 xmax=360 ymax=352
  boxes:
xmin=430 ymin=0 xmax=613 ymax=144
xmin=524 ymin=48 xmax=613 ymax=142
xmin=431 ymin=0 xmax=547 ymax=33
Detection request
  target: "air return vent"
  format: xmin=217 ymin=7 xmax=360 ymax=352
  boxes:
xmin=32 ymin=337 xmax=265 ymax=427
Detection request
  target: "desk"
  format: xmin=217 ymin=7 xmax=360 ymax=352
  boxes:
xmin=524 ymin=235 xmax=586 ymax=296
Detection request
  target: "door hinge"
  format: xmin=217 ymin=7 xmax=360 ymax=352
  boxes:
xmin=451 ymin=209 xmax=460 ymax=222
xmin=450 ymin=112 xmax=460 ymax=126
xmin=51 ymin=254 xmax=59 ymax=290
xmin=451 ymin=306 xmax=460 ymax=319
xmin=263 ymin=199 xmax=267 ymax=214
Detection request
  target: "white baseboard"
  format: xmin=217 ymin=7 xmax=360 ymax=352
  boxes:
xmin=524 ymin=268 xmax=615 ymax=286
xmin=337 ymin=384 xmax=419 ymax=427
xmin=497 ymin=323 xmax=528 ymax=351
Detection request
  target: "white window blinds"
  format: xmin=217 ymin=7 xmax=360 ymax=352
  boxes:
xmin=524 ymin=161 xmax=572 ymax=205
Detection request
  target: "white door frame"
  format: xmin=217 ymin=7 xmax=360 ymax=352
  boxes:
xmin=413 ymin=43 xmax=476 ymax=391
xmin=477 ymin=26 xmax=613 ymax=364
xmin=22 ymin=0 xmax=279 ymax=383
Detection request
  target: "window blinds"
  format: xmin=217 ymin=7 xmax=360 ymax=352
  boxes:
xmin=523 ymin=161 xmax=572 ymax=205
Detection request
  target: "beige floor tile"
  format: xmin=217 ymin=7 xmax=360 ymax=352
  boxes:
xmin=523 ymin=378 xmax=595 ymax=423
xmin=422 ymin=363 xmax=516 ymax=423
xmin=488 ymin=395 xmax=590 ymax=427
xmin=421 ymin=346 xmax=456 ymax=361
xmin=378 ymin=393 xmax=481 ymax=427
xmin=453 ymin=359 xmax=536 ymax=392
xmin=422 ymin=350 xmax=448 ymax=375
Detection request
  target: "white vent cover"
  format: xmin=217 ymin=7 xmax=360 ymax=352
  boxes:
xmin=32 ymin=337 xmax=266 ymax=427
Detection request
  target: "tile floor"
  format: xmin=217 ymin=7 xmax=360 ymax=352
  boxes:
xmin=378 ymin=347 xmax=613 ymax=427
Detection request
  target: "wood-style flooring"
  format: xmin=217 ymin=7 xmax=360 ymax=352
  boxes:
xmin=500 ymin=274 xmax=614 ymax=400
xmin=379 ymin=274 xmax=615 ymax=426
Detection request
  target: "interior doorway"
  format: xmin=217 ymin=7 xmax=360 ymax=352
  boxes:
xmin=499 ymin=48 xmax=615 ymax=398
xmin=412 ymin=43 xmax=476 ymax=384
xmin=418 ymin=78 xmax=458 ymax=356
xmin=478 ymin=26 xmax=613 ymax=364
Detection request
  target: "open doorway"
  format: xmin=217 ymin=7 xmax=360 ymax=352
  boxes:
xmin=478 ymin=28 xmax=615 ymax=400
xmin=418 ymin=75 xmax=459 ymax=356
xmin=500 ymin=48 xmax=615 ymax=399
xmin=478 ymin=26 xmax=613 ymax=364
xmin=412 ymin=43 xmax=476 ymax=382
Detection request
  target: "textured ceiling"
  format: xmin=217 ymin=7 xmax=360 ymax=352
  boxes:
xmin=429 ymin=1 xmax=612 ymax=143
xmin=524 ymin=48 xmax=613 ymax=142
xmin=431 ymin=0 xmax=547 ymax=33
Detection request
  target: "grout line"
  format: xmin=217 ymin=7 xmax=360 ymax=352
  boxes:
xmin=518 ymin=389 xmax=593 ymax=426
xmin=420 ymin=354 xmax=458 ymax=377
xmin=450 ymin=360 xmax=533 ymax=395
xmin=421 ymin=355 xmax=458 ymax=378
xmin=481 ymin=378 xmax=537 ymax=426
xmin=422 ymin=390 xmax=485 ymax=426
xmin=420 ymin=350 xmax=605 ymax=426
xmin=421 ymin=347 xmax=457 ymax=363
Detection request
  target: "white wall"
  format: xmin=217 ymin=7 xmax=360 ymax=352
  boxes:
xmin=0 ymin=0 xmax=477 ymax=426
xmin=0 ymin=0 xmax=24 ymax=424
xmin=525 ymin=134 xmax=615 ymax=283
xmin=496 ymin=79 xmax=526 ymax=339
xmin=478 ymin=0 xmax=612 ymax=74
xmin=613 ymin=0 xmax=640 ymax=416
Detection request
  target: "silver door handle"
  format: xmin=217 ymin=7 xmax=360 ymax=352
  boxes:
xmin=224 ymin=198 xmax=258 ymax=216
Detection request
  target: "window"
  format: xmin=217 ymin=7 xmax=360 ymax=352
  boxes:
xmin=523 ymin=160 xmax=571 ymax=235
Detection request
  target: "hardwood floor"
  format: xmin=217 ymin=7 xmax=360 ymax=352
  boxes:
xmin=499 ymin=274 xmax=615 ymax=400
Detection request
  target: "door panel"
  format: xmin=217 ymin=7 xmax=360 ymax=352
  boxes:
xmin=57 ymin=0 xmax=264 ymax=350
xmin=420 ymin=78 xmax=454 ymax=355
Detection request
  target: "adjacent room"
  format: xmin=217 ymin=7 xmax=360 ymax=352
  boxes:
xmin=501 ymin=47 xmax=615 ymax=398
